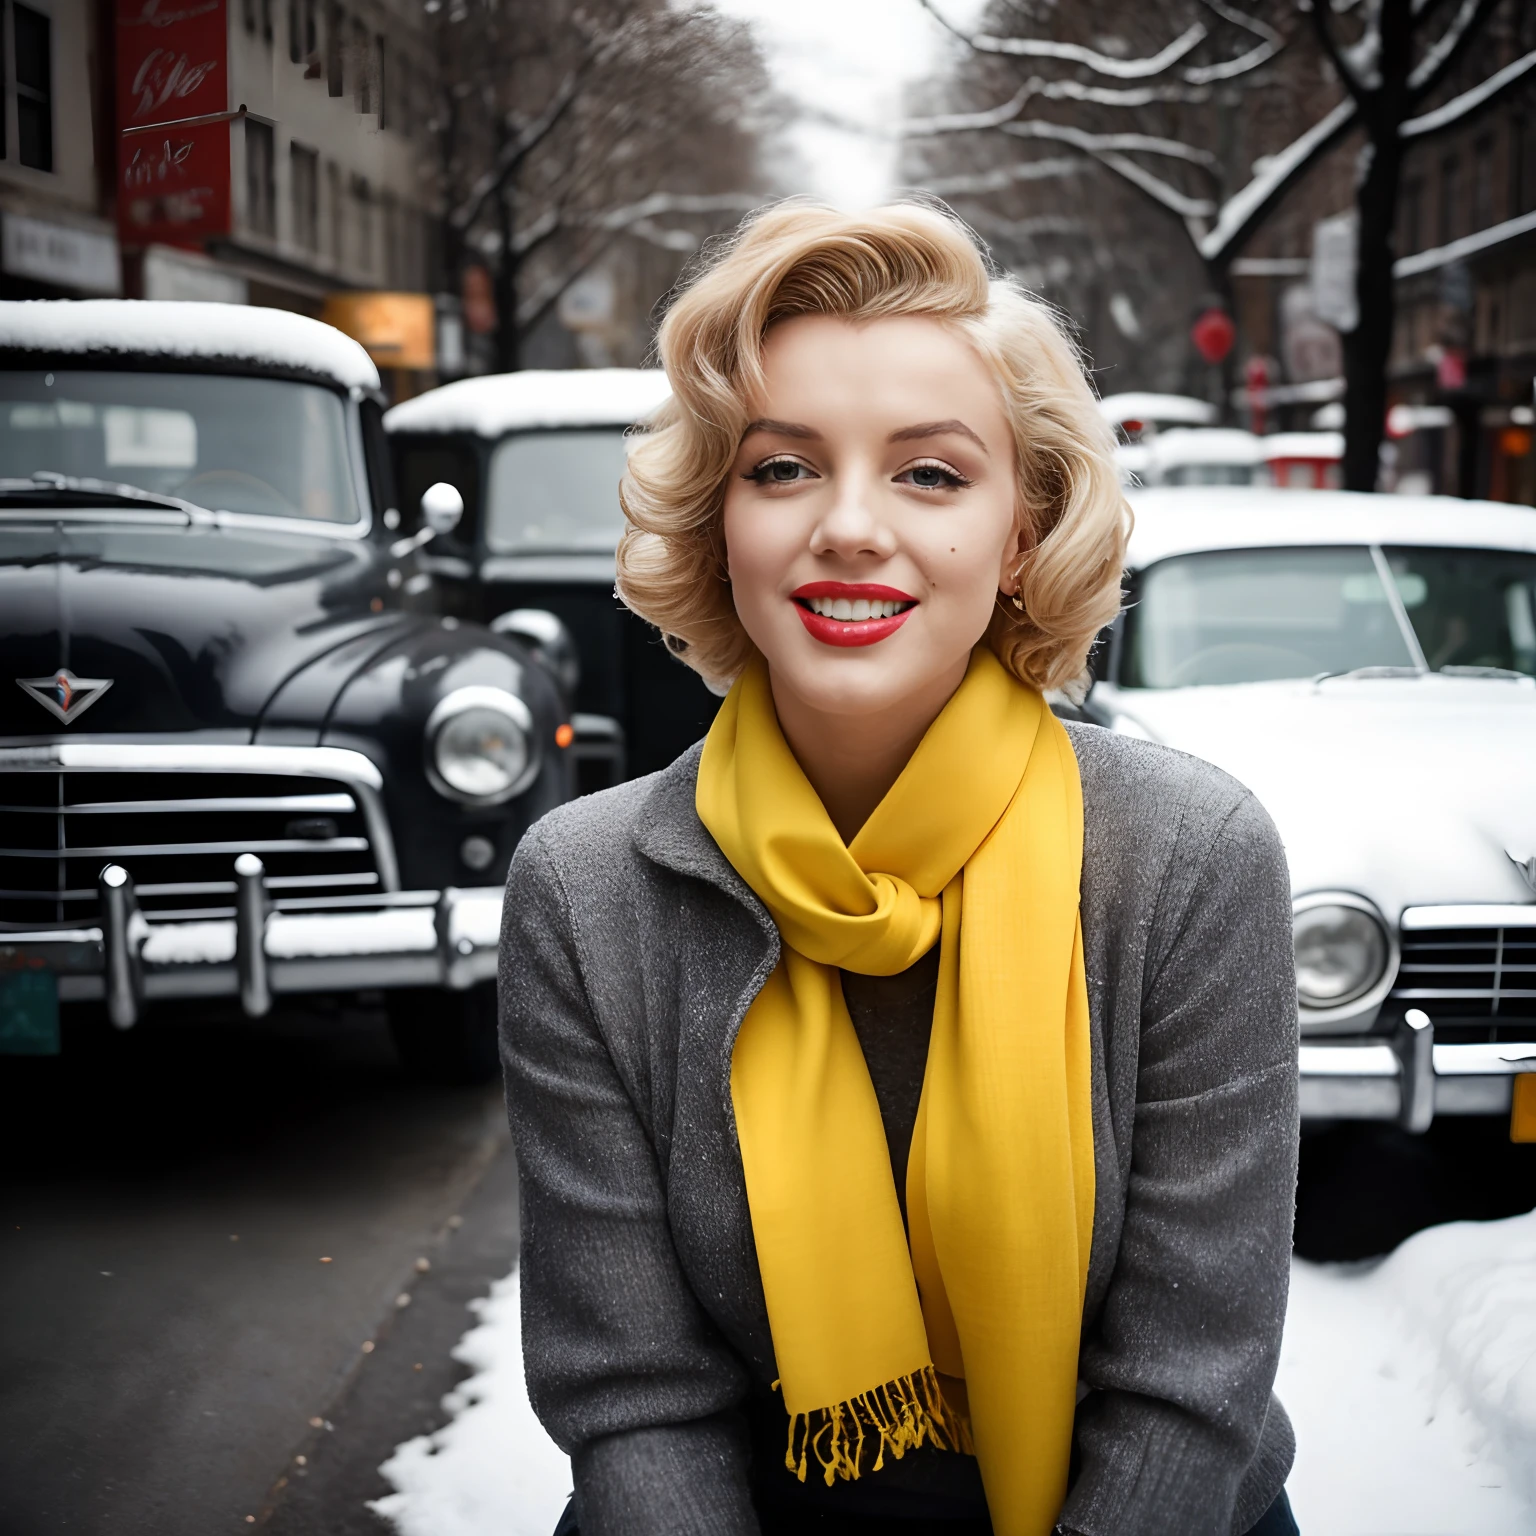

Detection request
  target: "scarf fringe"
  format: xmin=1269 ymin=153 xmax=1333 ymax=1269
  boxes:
xmin=780 ymin=1365 xmax=975 ymax=1486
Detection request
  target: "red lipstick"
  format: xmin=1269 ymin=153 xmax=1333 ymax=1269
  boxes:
xmin=789 ymin=581 xmax=917 ymax=648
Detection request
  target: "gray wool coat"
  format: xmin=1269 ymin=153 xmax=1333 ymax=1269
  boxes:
xmin=499 ymin=722 xmax=1300 ymax=1536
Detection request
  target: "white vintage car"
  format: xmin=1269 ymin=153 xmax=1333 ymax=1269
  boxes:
xmin=1088 ymin=487 xmax=1536 ymax=1136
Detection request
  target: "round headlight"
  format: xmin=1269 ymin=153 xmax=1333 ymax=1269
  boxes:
xmin=1293 ymin=898 xmax=1389 ymax=1009
xmin=426 ymin=687 xmax=538 ymax=804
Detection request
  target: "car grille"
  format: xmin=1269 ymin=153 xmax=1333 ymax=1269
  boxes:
xmin=1391 ymin=924 xmax=1536 ymax=1042
xmin=0 ymin=770 xmax=382 ymax=929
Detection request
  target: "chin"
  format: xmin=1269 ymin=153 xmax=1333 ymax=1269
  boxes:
xmin=769 ymin=628 xmax=961 ymax=720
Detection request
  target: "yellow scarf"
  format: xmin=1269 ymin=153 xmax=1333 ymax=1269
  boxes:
xmin=696 ymin=647 xmax=1094 ymax=1536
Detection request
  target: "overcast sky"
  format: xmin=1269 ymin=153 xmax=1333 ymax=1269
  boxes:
xmin=710 ymin=0 xmax=987 ymax=209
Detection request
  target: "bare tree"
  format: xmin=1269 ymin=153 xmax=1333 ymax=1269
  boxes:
xmin=429 ymin=1 xmax=772 ymax=370
xmin=910 ymin=0 xmax=1536 ymax=487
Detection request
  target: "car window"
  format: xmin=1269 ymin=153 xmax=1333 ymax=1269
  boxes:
xmin=484 ymin=428 xmax=629 ymax=553
xmin=1121 ymin=546 xmax=1417 ymax=687
xmin=0 ymin=370 xmax=361 ymax=523
xmin=1383 ymin=546 xmax=1536 ymax=676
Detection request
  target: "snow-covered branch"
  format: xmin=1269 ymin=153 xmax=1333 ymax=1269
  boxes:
xmin=1402 ymin=49 xmax=1536 ymax=138
xmin=1308 ymin=0 xmax=1372 ymax=105
xmin=1197 ymin=98 xmax=1357 ymax=260
xmin=916 ymin=0 xmax=1210 ymax=79
xmin=585 ymin=190 xmax=765 ymax=229
xmin=919 ymin=157 xmax=1081 ymax=196
xmin=1184 ymin=0 xmax=1283 ymax=85
xmin=1001 ymin=120 xmax=1221 ymax=173
xmin=1409 ymin=0 xmax=1502 ymax=100
xmin=451 ymin=70 xmax=582 ymax=234
xmin=903 ymin=76 xmax=1213 ymax=137
xmin=1096 ymin=151 xmax=1217 ymax=228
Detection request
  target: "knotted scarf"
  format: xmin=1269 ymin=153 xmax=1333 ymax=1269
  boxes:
xmin=696 ymin=646 xmax=1094 ymax=1536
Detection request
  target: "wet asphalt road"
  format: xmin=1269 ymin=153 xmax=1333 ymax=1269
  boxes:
xmin=0 ymin=1000 xmax=521 ymax=1536
xmin=3 ymin=999 xmax=1535 ymax=1536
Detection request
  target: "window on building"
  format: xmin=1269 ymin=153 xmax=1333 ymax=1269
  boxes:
xmin=243 ymin=0 xmax=256 ymax=33
xmin=246 ymin=119 xmax=276 ymax=237
xmin=326 ymin=2 xmax=343 ymax=96
xmin=327 ymin=160 xmax=344 ymax=262
xmin=291 ymin=142 xmax=319 ymax=251
xmin=351 ymin=175 xmax=374 ymax=274
xmin=287 ymin=0 xmax=300 ymax=62
xmin=382 ymin=192 xmax=398 ymax=284
xmin=1515 ymin=117 xmax=1536 ymax=218
xmin=1472 ymin=134 xmax=1494 ymax=230
xmin=374 ymin=34 xmax=387 ymax=128
xmin=351 ymin=18 xmax=371 ymax=113
xmin=1399 ymin=175 xmax=1424 ymax=255
xmin=13 ymin=3 xmax=52 ymax=173
xmin=1438 ymin=153 xmax=1460 ymax=246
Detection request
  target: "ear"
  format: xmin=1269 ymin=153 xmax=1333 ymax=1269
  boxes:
xmin=996 ymin=507 xmax=1032 ymax=593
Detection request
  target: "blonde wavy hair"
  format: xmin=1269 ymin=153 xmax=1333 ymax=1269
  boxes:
xmin=616 ymin=200 xmax=1129 ymax=694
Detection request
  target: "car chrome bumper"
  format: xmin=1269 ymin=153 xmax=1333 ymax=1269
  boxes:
xmin=1301 ymin=1018 xmax=1536 ymax=1129
xmin=0 ymin=864 xmax=502 ymax=1029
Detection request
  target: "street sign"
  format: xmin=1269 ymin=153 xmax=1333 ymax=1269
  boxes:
xmin=115 ymin=0 xmax=233 ymax=249
xmin=1312 ymin=212 xmax=1358 ymax=333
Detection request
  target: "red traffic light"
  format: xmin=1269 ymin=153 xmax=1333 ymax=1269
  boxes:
xmin=1191 ymin=307 xmax=1236 ymax=365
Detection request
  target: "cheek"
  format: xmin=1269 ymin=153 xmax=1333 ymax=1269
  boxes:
xmin=721 ymin=489 xmax=788 ymax=619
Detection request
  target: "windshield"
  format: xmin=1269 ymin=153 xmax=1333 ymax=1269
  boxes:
xmin=1122 ymin=545 xmax=1536 ymax=687
xmin=0 ymin=370 xmax=361 ymax=524
xmin=485 ymin=428 xmax=629 ymax=553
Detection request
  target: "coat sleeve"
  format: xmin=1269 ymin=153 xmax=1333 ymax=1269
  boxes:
xmin=1058 ymin=789 xmax=1299 ymax=1536
xmin=499 ymin=818 xmax=759 ymax=1536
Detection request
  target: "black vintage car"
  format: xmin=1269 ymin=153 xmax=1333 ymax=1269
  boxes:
xmin=0 ymin=301 xmax=573 ymax=1081
xmin=384 ymin=368 xmax=722 ymax=790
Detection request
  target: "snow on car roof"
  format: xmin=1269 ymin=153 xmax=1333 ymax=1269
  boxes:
xmin=1261 ymin=431 xmax=1344 ymax=461
xmin=1148 ymin=427 xmax=1264 ymax=466
xmin=1126 ymin=487 xmax=1536 ymax=568
xmin=0 ymin=300 xmax=380 ymax=389
xmin=385 ymin=368 xmax=672 ymax=438
xmin=1098 ymin=392 xmax=1217 ymax=427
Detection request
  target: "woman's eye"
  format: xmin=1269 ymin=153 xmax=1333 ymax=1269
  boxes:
xmin=899 ymin=461 xmax=969 ymax=490
xmin=747 ymin=457 xmax=813 ymax=485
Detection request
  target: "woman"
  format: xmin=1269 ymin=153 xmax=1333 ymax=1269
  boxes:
xmin=500 ymin=203 xmax=1299 ymax=1536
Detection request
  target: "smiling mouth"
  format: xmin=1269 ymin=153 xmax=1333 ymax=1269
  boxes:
xmin=790 ymin=583 xmax=917 ymax=648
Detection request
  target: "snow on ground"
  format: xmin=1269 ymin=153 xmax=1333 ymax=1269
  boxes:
xmin=370 ymin=1269 xmax=571 ymax=1536
xmin=374 ymin=1210 xmax=1536 ymax=1536
xmin=1280 ymin=1207 xmax=1536 ymax=1535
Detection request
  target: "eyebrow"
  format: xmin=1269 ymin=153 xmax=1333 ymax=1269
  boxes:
xmin=887 ymin=419 xmax=989 ymax=454
xmin=740 ymin=418 xmax=821 ymax=441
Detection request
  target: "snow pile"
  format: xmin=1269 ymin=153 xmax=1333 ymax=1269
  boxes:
xmin=371 ymin=1268 xmax=570 ymax=1536
xmin=0 ymin=300 xmax=379 ymax=389
xmin=385 ymin=369 xmax=671 ymax=439
xmin=374 ymin=1212 xmax=1536 ymax=1536
xmin=1280 ymin=1207 xmax=1536 ymax=1535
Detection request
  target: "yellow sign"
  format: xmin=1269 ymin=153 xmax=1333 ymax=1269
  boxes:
xmin=322 ymin=291 xmax=435 ymax=370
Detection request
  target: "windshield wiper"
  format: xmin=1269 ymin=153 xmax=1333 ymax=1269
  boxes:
xmin=1312 ymin=665 xmax=1426 ymax=685
xmin=0 ymin=472 xmax=205 ymax=516
xmin=1438 ymin=664 xmax=1530 ymax=681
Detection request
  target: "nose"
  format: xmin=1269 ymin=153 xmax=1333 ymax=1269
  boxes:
xmin=809 ymin=464 xmax=896 ymax=562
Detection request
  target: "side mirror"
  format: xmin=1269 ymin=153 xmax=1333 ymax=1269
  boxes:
xmin=420 ymin=481 xmax=464 ymax=538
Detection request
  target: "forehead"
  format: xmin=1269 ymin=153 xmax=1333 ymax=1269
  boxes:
xmin=754 ymin=314 xmax=1007 ymax=434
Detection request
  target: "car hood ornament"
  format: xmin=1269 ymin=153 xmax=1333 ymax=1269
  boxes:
xmin=16 ymin=668 xmax=114 ymax=725
xmin=1509 ymin=847 xmax=1536 ymax=895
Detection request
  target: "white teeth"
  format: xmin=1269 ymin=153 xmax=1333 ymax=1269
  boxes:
xmin=805 ymin=595 xmax=911 ymax=620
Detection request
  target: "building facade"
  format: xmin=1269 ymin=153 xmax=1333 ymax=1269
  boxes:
xmin=0 ymin=0 xmax=443 ymax=385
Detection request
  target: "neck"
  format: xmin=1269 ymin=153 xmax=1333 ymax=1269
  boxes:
xmin=768 ymin=657 xmax=970 ymax=843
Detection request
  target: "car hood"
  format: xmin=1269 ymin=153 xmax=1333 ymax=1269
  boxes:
xmin=1093 ymin=674 xmax=1536 ymax=918
xmin=0 ymin=521 xmax=404 ymax=737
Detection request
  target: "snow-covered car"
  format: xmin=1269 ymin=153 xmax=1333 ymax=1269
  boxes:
xmin=386 ymin=368 xmax=721 ymax=789
xmin=1100 ymin=392 xmax=1218 ymax=487
xmin=1089 ymin=487 xmax=1536 ymax=1135
xmin=1143 ymin=427 xmax=1265 ymax=487
xmin=0 ymin=302 xmax=574 ymax=1080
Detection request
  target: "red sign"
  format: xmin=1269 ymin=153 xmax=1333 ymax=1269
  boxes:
xmin=115 ymin=0 xmax=231 ymax=248
xmin=1191 ymin=307 xmax=1236 ymax=365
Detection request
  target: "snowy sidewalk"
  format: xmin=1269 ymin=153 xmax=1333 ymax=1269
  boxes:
xmin=373 ymin=1209 xmax=1536 ymax=1536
